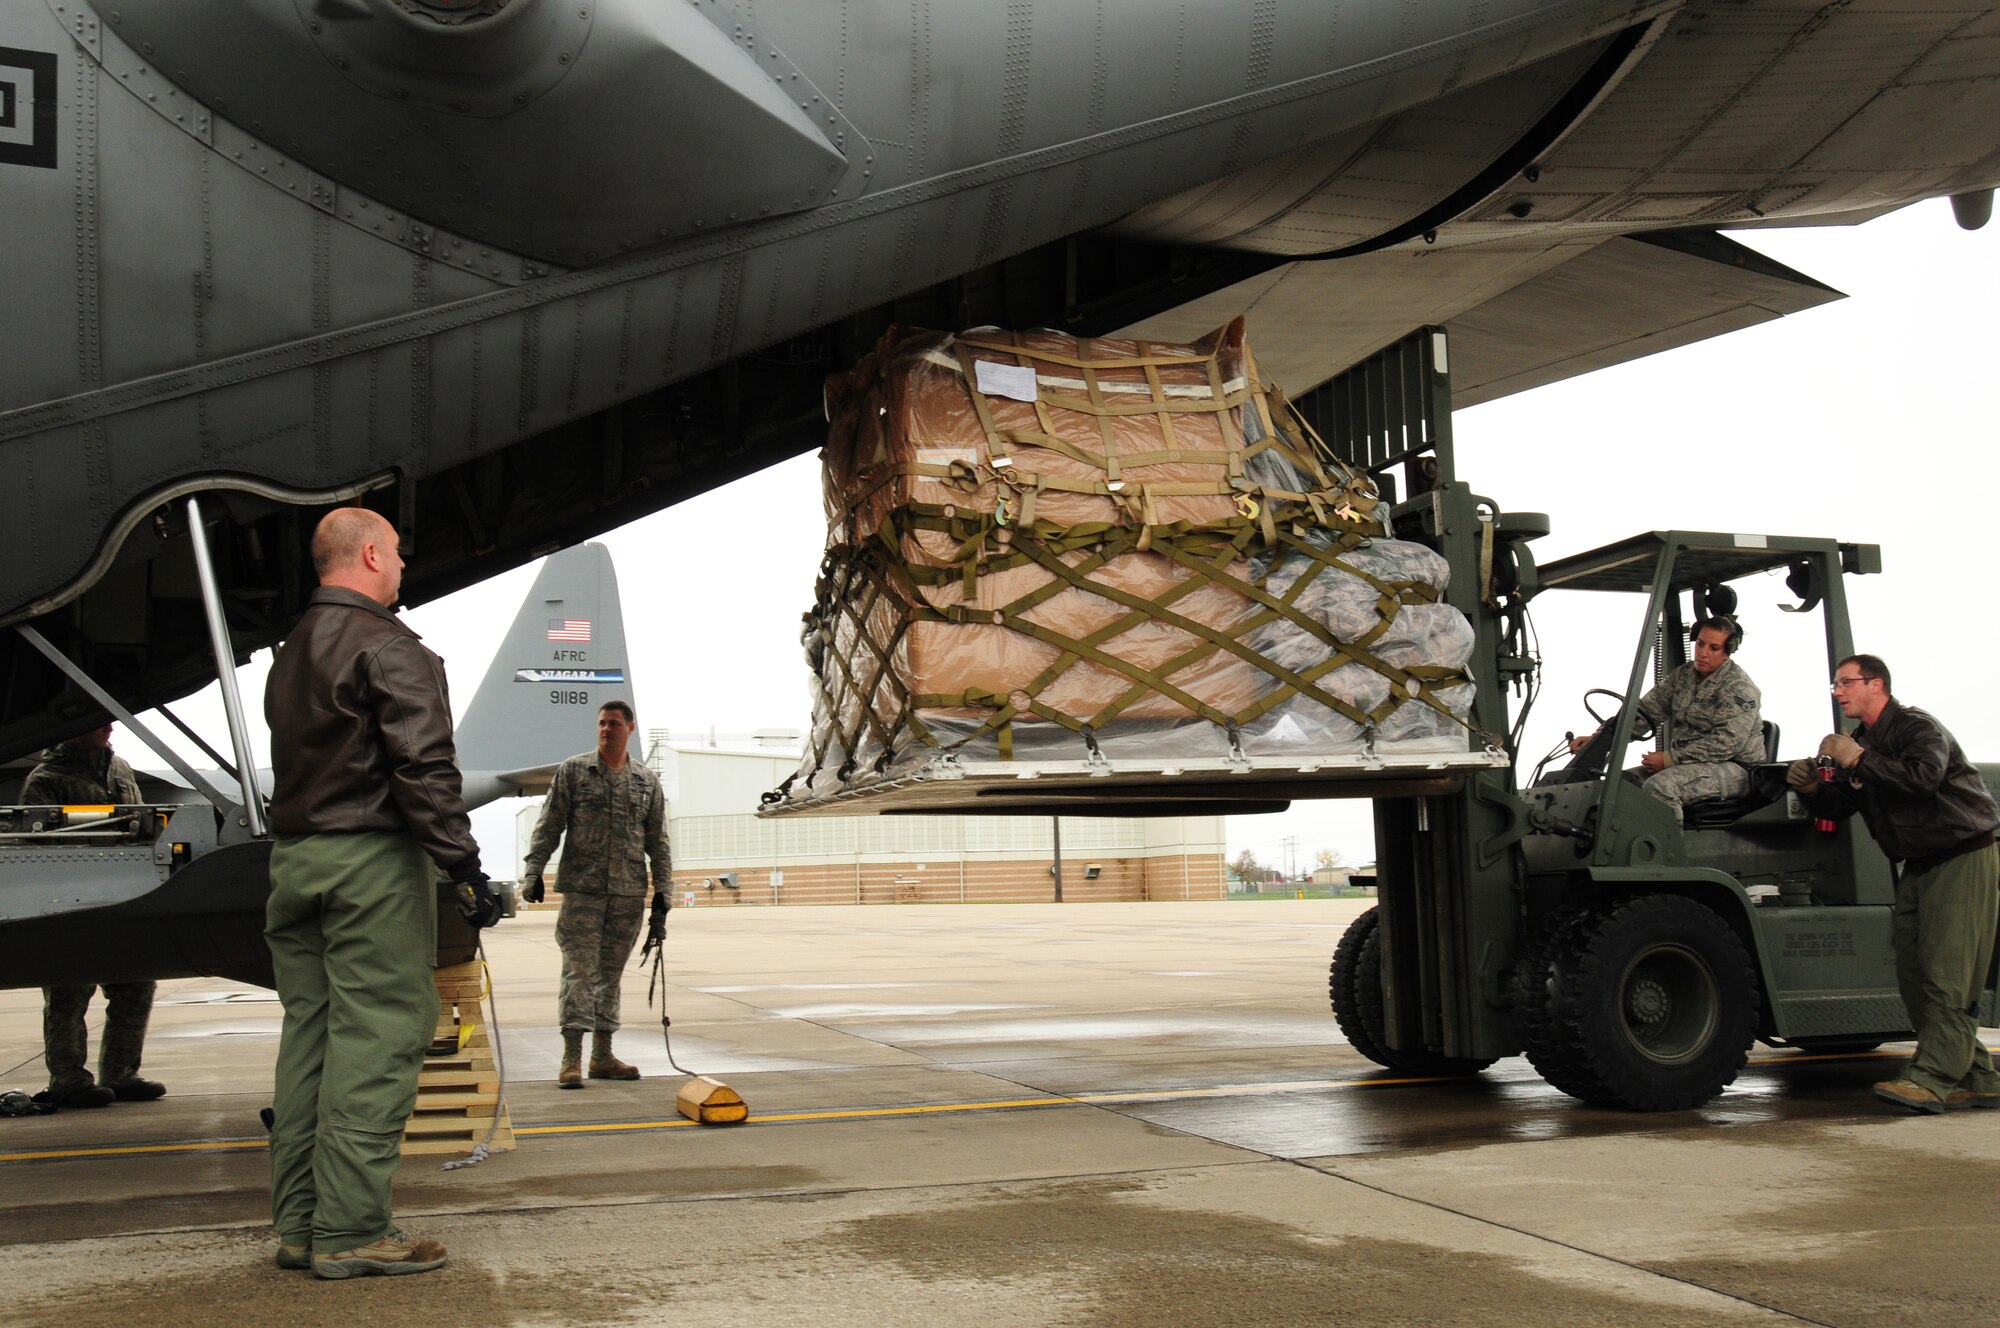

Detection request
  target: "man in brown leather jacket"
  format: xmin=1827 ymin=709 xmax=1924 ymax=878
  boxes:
xmin=263 ymin=506 xmax=498 ymax=1279
xmin=1789 ymin=654 xmax=2000 ymax=1114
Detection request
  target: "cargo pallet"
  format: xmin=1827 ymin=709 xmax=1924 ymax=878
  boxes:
xmin=765 ymin=747 xmax=1508 ymax=818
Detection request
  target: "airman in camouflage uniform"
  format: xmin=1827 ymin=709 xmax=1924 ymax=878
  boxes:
xmin=522 ymin=700 xmax=672 ymax=1088
xmin=1574 ymin=618 xmax=1765 ymax=820
xmin=1631 ymin=617 xmax=1766 ymax=817
xmin=22 ymin=725 xmax=167 ymax=1108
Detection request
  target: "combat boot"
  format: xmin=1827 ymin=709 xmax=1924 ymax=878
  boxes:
xmin=588 ymin=1055 xmax=641 ymax=1080
xmin=559 ymin=1029 xmax=584 ymax=1089
xmin=1873 ymin=1078 xmax=1948 ymax=1114
xmin=312 ymin=1229 xmax=447 ymax=1279
xmin=1946 ymin=1087 xmax=2000 ymax=1109
xmin=110 ymin=1076 xmax=167 ymax=1102
xmin=589 ymin=1031 xmax=640 ymax=1080
xmin=42 ymin=1082 xmax=113 ymax=1109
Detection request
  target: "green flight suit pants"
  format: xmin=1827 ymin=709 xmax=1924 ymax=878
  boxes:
xmin=42 ymin=981 xmax=156 ymax=1092
xmin=267 ymin=832 xmax=438 ymax=1253
xmin=1891 ymin=842 xmax=2000 ymax=1098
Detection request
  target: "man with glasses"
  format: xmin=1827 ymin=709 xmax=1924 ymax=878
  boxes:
xmin=1788 ymin=654 xmax=1999 ymax=1114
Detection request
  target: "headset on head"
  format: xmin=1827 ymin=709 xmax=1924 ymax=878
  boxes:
xmin=1691 ymin=615 xmax=1743 ymax=655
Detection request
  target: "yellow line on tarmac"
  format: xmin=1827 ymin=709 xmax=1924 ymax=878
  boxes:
xmin=0 ymin=1074 xmax=1432 ymax=1163
xmin=511 ymin=1076 xmax=1433 ymax=1140
xmin=1 ymin=1045 xmax=1967 ymax=1165
xmin=0 ymin=1138 xmax=270 ymax=1163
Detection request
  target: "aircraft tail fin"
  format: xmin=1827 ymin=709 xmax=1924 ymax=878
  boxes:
xmin=455 ymin=542 xmax=636 ymax=807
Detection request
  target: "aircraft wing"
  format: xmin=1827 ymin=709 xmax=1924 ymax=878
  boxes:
xmin=1114 ymin=227 xmax=1844 ymax=409
xmin=2 ymin=0 xmax=1996 ymax=761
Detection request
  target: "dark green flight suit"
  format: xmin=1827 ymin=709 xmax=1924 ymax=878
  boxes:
xmin=1805 ymin=699 xmax=2000 ymax=1099
xmin=264 ymin=586 xmax=483 ymax=1256
xmin=23 ymin=741 xmax=157 ymax=1095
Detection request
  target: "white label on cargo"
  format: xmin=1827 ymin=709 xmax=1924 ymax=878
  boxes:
xmin=918 ymin=448 xmax=979 ymax=467
xmin=974 ymin=360 xmax=1040 ymax=402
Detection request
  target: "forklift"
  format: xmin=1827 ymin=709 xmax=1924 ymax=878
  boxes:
xmin=1306 ymin=328 xmax=1999 ymax=1110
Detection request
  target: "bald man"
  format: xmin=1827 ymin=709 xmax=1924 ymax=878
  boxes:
xmin=263 ymin=507 xmax=497 ymax=1279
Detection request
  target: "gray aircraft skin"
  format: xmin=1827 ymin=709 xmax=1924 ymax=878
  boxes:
xmin=2 ymin=0 xmax=1998 ymax=766
xmin=0 ymin=540 xmax=634 ymax=988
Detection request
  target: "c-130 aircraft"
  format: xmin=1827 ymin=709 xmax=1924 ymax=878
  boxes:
xmin=0 ymin=3 xmax=1995 ymax=986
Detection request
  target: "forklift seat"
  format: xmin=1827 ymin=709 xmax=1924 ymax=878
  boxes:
xmin=1680 ymin=722 xmax=1783 ymax=828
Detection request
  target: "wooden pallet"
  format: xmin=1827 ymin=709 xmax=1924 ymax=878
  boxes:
xmin=403 ymin=961 xmax=516 ymax=1157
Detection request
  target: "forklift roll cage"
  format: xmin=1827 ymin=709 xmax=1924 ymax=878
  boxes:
xmin=1300 ymin=328 xmax=1993 ymax=1102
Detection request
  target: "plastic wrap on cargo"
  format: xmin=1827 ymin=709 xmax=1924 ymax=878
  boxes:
xmin=1241 ymin=534 xmax=1476 ymax=755
xmin=775 ymin=319 xmax=1482 ymax=804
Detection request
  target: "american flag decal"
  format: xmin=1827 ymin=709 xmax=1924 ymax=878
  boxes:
xmin=546 ymin=619 xmax=592 ymax=642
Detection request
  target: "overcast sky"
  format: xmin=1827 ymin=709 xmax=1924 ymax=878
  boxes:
xmin=145 ymin=198 xmax=1999 ymax=874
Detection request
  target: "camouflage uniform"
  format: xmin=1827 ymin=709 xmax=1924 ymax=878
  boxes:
xmin=22 ymin=741 xmax=157 ymax=1094
xmin=525 ymin=753 xmax=671 ymax=1033
xmin=1629 ymin=657 xmax=1766 ymax=818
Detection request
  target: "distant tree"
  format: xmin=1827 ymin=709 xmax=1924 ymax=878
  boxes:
xmin=1314 ymin=848 xmax=1344 ymax=870
xmin=1228 ymin=849 xmax=1262 ymax=882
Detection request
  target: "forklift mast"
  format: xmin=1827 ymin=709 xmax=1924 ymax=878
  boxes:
xmin=1292 ymin=328 xmax=1544 ymax=1063
xmin=1296 ymin=327 xmax=1907 ymax=1073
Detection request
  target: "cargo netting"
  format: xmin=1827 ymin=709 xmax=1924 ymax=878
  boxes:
xmin=768 ymin=318 xmax=1482 ymax=808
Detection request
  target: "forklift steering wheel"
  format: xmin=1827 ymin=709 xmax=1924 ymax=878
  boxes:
xmin=1583 ymin=688 xmax=1625 ymax=726
xmin=1542 ymin=688 xmax=1628 ymax=784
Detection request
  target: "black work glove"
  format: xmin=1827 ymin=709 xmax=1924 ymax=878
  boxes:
xmin=453 ymin=871 xmax=503 ymax=929
xmin=522 ymin=873 xmax=545 ymax=905
xmin=638 ymin=888 xmax=670 ymax=963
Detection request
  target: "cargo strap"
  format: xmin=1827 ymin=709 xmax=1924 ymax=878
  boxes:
xmin=822 ymin=506 xmax=1474 ymax=761
xmin=934 ymin=333 xmax=1350 ymax=500
xmin=795 ymin=328 xmax=1482 ymax=782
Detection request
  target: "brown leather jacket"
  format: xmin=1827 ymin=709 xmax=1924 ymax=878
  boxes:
xmin=1804 ymin=698 xmax=1999 ymax=864
xmin=265 ymin=586 xmax=482 ymax=879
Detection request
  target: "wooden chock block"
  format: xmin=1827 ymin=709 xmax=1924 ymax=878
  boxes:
xmin=405 ymin=960 xmax=516 ymax=1156
xmin=676 ymin=1075 xmax=748 ymax=1125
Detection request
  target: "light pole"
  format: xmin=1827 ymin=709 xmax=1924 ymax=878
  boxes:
xmin=1051 ymin=815 xmax=1064 ymax=903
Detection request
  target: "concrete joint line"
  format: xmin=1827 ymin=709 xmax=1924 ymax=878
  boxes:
xmin=1287 ymin=1158 xmax=1837 ymax=1327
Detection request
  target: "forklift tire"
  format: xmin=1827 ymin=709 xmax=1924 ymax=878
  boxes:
xmin=1329 ymin=907 xmax=1391 ymax=1064
xmin=1329 ymin=907 xmax=1496 ymax=1078
xmin=1513 ymin=902 xmax=1614 ymax=1101
xmin=1545 ymin=894 xmax=1759 ymax=1111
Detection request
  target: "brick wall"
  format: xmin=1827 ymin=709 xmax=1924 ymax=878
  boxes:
xmin=666 ymin=853 xmax=1225 ymax=906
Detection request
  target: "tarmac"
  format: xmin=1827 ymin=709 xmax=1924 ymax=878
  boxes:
xmin=0 ymin=899 xmax=1994 ymax=1327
